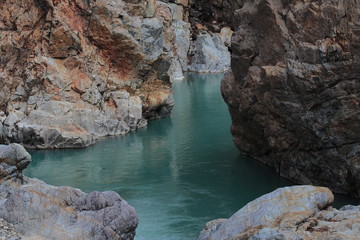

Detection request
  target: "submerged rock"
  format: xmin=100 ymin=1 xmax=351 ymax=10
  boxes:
xmin=222 ymin=0 xmax=360 ymax=196
xmin=198 ymin=186 xmax=360 ymax=240
xmin=0 ymin=144 xmax=138 ymax=240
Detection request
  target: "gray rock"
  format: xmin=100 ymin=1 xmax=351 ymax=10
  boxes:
xmin=199 ymin=185 xmax=360 ymax=240
xmin=0 ymin=144 xmax=31 ymax=181
xmin=173 ymin=21 xmax=191 ymax=71
xmin=0 ymin=144 xmax=138 ymax=240
xmin=140 ymin=18 xmax=164 ymax=60
xmin=198 ymin=186 xmax=333 ymax=240
xmin=188 ymin=32 xmax=231 ymax=73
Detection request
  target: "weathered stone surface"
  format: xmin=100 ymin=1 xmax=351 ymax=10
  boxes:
xmin=0 ymin=144 xmax=138 ymax=240
xmin=189 ymin=32 xmax=231 ymax=73
xmin=199 ymin=186 xmax=360 ymax=240
xmin=0 ymin=143 xmax=31 ymax=182
xmin=0 ymin=218 xmax=22 ymax=240
xmin=198 ymin=186 xmax=333 ymax=240
xmin=189 ymin=0 xmax=245 ymax=32
xmin=0 ymin=0 xmax=177 ymax=149
xmin=222 ymin=0 xmax=360 ymax=196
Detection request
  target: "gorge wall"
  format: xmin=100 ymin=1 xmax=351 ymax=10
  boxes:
xmin=222 ymin=0 xmax=360 ymax=196
xmin=0 ymin=0 xmax=232 ymax=149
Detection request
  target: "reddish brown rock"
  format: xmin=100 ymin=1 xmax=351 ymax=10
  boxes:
xmin=0 ymin=0 xmax=176 ymax=148
xmin=222 ymin=0 xmax=360 ymax=196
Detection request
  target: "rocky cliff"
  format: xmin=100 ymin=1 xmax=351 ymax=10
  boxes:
xmin=0 ymin=0 xmax=232 ymax=149
xmin=0 ymin=143 xmax=138 ymax=240
xmin=0 ymin=0 xmax=180 ymax=149
xmin=198 ymin=186 xmax=360 ymax=240
xmin=222 ymin=0 xmax=360 ymax=196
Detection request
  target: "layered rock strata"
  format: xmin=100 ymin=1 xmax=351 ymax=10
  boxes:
xmin=222 ymin=0 xmax=360 ymax=196
xmin=198 ymin=186 xmax=360 ymax=240
xmin=0 ymin=143 xmax=138 ymax=240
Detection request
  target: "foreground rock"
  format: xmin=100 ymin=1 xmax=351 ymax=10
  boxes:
xmin=222 ymin=0 xmax=360 ymax=196
xmin=0 ymin=144 xmax=138 ymax=240
xmin=0 ymin=0 xmax=178 ymax=149
xmin=198 ymin=186 xmax=360 ymax=240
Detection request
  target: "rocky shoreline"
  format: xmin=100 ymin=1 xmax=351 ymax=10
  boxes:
xmin=0 ymin=0 xmax=232 ymax=150
xmin=0 ymin=143 xmax=138 ymax=240
xmin=198 ymin=186 xmax=360 ymax=240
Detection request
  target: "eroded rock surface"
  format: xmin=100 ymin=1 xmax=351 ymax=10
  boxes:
xmin=222 ymin=0 xmax=360 ymax=196
xmin=0 ymin=0 xmax=181 ymax=149
xmin=0 ymin=144 xmax=138 ymax=240
xmin=188 ymin=31 xmax=231 ymax=73
xmin=198 ymin=186 xmax=360 ymax=240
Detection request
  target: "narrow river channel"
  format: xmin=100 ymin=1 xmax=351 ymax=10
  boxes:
xmin=24 ymin=73 xmax=356 ymax=240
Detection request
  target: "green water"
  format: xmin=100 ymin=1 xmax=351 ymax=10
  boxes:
xmin=24 ymin=73 xmax=358 ymax=240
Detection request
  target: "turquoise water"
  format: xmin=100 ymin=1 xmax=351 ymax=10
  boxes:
xmin=24 ymin=73 xmax=357 ymax=240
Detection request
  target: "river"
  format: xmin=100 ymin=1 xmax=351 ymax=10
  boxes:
xmin=24 ymin=73 xmax=358 ymax=240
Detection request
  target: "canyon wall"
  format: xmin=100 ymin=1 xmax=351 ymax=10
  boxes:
xmin=0 ymin=0 xmax=232 ymax=149
xmin=222 ymin=0 xmax=360 ymax=196
xmin=0 ymin=0 xmax=185 ymax=149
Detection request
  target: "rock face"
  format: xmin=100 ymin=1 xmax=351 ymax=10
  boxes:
xmin=0 ymin=144 xmax=138 ymax=240
xmin=222 ymin=0 xmax=360 ymax=196
xmin=188 ymin=31 xmax=231 ymax=73
xmin=189 ymin=0 xmax=245 ymax=32
xmin=198 ymin=186 xmax=360 ymax=240
xmin=0 ymin=0 xmax=181 ymax=149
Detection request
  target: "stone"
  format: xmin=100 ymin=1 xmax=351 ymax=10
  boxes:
xmin=168 ymin=3 xmax=184 ymax=22
xmin=198 ymin=186 xmax=334 ymax=240
xmin=0 ymin=218 xmax=22 ymax=240
xmin=173 ymin=21 xmax=191 ymax=71
xmin=188 ymin=32 xmax=231 ymax=73
xmin=219 ymin=27 xmax=233 ymax=47
xmin=0 ymin=144 xmax=138 ymax=240
xmin=0 ymin=0 xmax=177 ymax=149
xmin=189 ymin=0 xmax=245 ymax=31
xmin=0 ymin=144 xmax=31 ymax=182
xmin=199 ymin=186 xmax=360 ymax=240
xmin=222 ymin=0 xmax=360 ymax=196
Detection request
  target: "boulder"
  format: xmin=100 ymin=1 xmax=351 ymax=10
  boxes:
xmin=222 ymin=0 xmax=360 ymax=196
xmin=199 ymin=186 xmax=360 ymax=240
xmin=0 ymin=144 xmax=138 ymax=240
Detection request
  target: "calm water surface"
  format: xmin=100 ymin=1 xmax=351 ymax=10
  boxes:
xmin=24 ymin=73 xmax=358 ymax=240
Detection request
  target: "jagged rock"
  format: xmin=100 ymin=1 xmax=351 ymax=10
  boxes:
xmin=0 ymin=144 xmax=31 ymax=181
xmin=222 ymin=0 xmax=360 ymax=196
xmin=189 ymin=0 xmax=245 ymax=31
xmin=0 ymin=144 xmax=138 ymax=240
xmin=188 ymin=32 xmax=231 ymax=73
xmin=174 ymin=21 xmax=191 ymax=71
xmin=0 ymin=0 xmax=178 ymax=149
xmin=0 ymin=218 xmax=22 ymax=240
xmin=198 ymin=186 xmax=360 ymax=240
